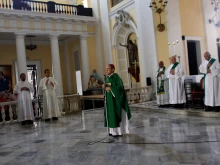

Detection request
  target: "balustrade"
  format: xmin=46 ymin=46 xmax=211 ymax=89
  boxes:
xmin=0 ymin=94 xmax=81 ymax=125
xmin=0 ymin=0 xmax=92 ymax=17
xmin=126 ymin=86 xmax=152 ymax=104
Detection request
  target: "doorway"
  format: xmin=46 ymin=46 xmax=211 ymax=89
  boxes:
xmin=74 ymin=50 xmax=82 ymax=95
xmin=27 ymin=65 xmax=37 ymax=98
xmin=185 ymin=39 xmax=202 ymax=75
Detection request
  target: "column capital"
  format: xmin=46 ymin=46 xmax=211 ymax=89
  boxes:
xmin=15 ymin=33 xmax=26 ymax=38
xmin=49 ymin=34 xmax=60 ymax=40
xmin=80 ymin=34 xmax=88 ymax=40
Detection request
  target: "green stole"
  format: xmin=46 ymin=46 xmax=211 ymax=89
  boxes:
xmin=157 ymin=67 xmax=166 ymax=95
xmin=203 ymin=58 xmax=216 ymax=98
xmin=171 ymin=62 xmax=179 ymax=70
xmin=204 ymin=58 xmax=216 ymax=77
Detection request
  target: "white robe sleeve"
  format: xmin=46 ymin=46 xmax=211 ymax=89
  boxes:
xmin=165 ymin=66 xmax=171 ymax=79
xmin=210 ymin=60 xmax=220 ymax=77
xmin=39 ymin=78 xmax=47 ymax=91
xmin=28 ymin=82 xmax=35 ymax=93
xmin=175 ymin=64 xmax=184 ymax=79
xmin=14 ymin=84 xmax=20 ymax=94
xmin=154 ymin=70 xmax=159 ymax=78
xmin=52 ymin=78 xmax=58 ymax=90
xmin=199 ymin=61 xmax=207 ymax=74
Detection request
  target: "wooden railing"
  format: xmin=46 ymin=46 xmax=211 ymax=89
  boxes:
xmin=0 ymin=0 xmax=93 ymax=16
xmin=0 ymin=94 xmax=81 ymax=124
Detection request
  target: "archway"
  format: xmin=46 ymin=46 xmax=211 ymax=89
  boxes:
xmin=112 ymin=19 xmax=139 ymax=89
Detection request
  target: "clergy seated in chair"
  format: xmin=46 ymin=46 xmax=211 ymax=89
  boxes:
xmin=88 ymin=75 xmax=101 ymax=89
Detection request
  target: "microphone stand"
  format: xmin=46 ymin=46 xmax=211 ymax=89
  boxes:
xmin=102 ymin=75 xmax=115 ymax=143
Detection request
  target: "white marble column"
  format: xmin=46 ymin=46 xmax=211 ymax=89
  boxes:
xmin=166 ymin=0 xmax=184 ymax=65
xmin=80 ymin=35 xmax=90 ymax=91
xmin=99 ymin=0 xmax=113 ymax=65
xmin=64 ymin=40 xmax=72 ymax=94
xmin=49 ymin=34 xmax=63 ymax=96
xmin=202 ymin=0 xmax=218 ymax=59
xmin=15 ymin=33 xmax=27 ymax=77
xmin=135 ymin=0 xmax=158 ymax=86
xmin=91 ymin=0 xmax=104 ymax=75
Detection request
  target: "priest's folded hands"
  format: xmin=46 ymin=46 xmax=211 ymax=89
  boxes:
xmin=207 ymin=69 xmax=211 ymax=74
xmin=170 ymin=69 xmax=175 ymax=75
xmin=21 ymin=87 xmax=29 ymax=91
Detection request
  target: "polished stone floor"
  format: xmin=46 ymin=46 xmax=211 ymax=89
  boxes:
xmin=0 ymin=108 xmax=220 ymax=165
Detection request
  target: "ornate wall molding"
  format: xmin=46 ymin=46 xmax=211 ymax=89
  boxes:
xmin=0 ymin=8 xmax=96 ymax=35
xmin=109 ymin=0 xmax=135 ymax=20
xmin=113 ymin=10 xmax=132 ymax=29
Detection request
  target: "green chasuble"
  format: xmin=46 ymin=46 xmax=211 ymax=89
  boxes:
xmin=157 ymin=67 xmax=166 ymax=95
xmin=104 ymin=73 xmax=132 ymax=128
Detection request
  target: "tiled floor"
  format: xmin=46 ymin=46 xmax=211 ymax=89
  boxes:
xmin=0 ymin=107 xmax=220 ymax=165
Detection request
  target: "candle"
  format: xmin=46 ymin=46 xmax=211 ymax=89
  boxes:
xmin=168 ymin=42 xmax=171 ymax=57
xmin=176 ymin=40 xmax=179 ymax=57
xmin=173 ymin=42 xmax=176 ymax=55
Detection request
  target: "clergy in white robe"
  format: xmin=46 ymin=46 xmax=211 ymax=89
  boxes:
xmin=39 ymin=69 xmax=60 ymax=121
xmin=165 ymin=56 xmax=186 ymax=108
xmin=199 ymin=51 xmax=220 ymax=111
xmin=14 ymin=73 xmax=34 ymax=125
xmin=154 ymin=61 xmax=169 ymax=107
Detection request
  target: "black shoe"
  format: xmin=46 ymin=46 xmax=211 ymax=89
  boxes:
xmin=21 ymin=121 xmax=26 ymax=125
xmin=112 ymin=135 xmax=123 ymax=137
xmin=27 ymin=120 xmax=33 ymax=124
xmin=52 ymin=117 xmax=58 ymax=120
xmin=45 ymin=119 xmax=51 ymax=122
xmin=109 ymin=133 xmax=112 ymax=136
xmin=205 ymin=106 xmax=212 ymax=111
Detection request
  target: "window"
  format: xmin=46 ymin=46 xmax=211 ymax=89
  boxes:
xmin=111 ymin=0 xmax=123 ymax=7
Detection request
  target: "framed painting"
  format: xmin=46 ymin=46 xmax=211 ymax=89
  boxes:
xmin=0 ymin=65 xmax=12 ymax=93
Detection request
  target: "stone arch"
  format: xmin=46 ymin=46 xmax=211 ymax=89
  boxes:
xmin=112 ymin=19 xmax=139 ymax=89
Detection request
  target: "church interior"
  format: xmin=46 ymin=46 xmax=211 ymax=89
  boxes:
xmin=1 ymin=0 xmax=220 ymax=164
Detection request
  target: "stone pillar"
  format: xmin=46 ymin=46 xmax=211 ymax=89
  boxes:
xmin=64 ymin=40 xmax=72 ymax=94
xmin=135 ymin=0 xmax=158 ymax=86
xmin=80 ymin=35 xmax=90 ymax=91
xmin=91 ymin=0 xmax=104 ymax=75
xmin=49 ymin=34 xmax=63 ymax=96
xmin=202 ymin=0 xmax=218 ymax=59
xmin=99 ymin=0 xmax=113 ymax=65
xmin=15 ymin=33 xmax=27 ymax=77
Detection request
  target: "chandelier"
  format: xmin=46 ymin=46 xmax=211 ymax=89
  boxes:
xmin=26 ymin=35 xmax=37 ymax=51
xmin=149 ymin=0 xmax=168 ymax=32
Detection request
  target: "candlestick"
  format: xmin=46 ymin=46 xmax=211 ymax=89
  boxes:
xmin=176 ymin=40 xmax=179 ymax=57
xmin=173 ymin=42 xmax=176 ymax=55
xmin=168 ymin=42 xmax=171 ymax=57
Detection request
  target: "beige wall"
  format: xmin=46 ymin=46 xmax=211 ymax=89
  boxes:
xmin=0 ymin=44 xmax=52 ymax=90
xmin=153 ymin=12 xmax=169 ymax=67
xmin=179 ymin=0 xmax=206 ymax=49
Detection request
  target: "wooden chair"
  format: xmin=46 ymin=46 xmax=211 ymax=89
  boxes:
xmin=191 ymin=77 xmax=204 ymax=108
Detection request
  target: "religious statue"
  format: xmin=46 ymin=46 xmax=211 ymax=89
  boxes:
xmin=92 ymin=69 xmax=104 ymax=85
xmin=88 ymin=75 xmax=101 ymax=89
xmin=119 ymin=40 xmax=138 ymax=67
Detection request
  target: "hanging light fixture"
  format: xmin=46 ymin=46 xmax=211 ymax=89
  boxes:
xmin=149 ymin=0 xmax=168 ymax=32
xmin=26 ymin=35 xmax=37 ymax=51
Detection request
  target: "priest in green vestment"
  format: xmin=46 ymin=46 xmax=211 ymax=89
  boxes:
xmin=103 ymin=64 xmax=132 ymax=137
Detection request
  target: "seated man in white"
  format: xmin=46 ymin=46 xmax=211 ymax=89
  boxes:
xmin=14 ymin=73 xmax=34 ymax=125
